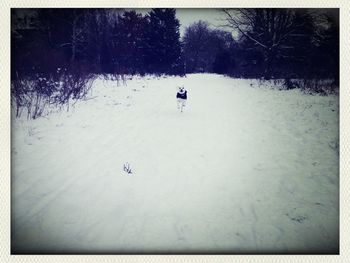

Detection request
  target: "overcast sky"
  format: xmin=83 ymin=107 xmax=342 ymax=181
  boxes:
xmin=176 ymin=8 xmax=227 ymax=36
xmin=133 ymin=8 xmax=228 ymax=38
xmin=132 ymin=8 xmax=339 ymax=39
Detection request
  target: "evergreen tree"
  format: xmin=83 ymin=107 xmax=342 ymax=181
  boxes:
xmin=144 ymin=8 xmax=181 ymax=74
xmin=117 ymin=11 xmax=148 ymax=74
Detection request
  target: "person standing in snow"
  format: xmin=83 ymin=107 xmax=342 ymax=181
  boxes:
xmin=176 ymin=86 xmax=187 ymax=112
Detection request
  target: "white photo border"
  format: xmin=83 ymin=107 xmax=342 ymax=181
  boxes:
xmin=1 ymin=0 xmax=348 ymax=262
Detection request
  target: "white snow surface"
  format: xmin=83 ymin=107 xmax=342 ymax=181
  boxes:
xmin=12 ymin=74 xmax=339 ymax=254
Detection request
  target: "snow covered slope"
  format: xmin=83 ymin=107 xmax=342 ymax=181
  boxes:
xmin=11 ymin=74 xmax=339 ymax=254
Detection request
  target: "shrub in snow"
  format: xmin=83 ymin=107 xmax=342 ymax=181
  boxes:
xmin=282 ymin=78 xmax=338 ymax=95
xmin=11 ymin=67 xmax=96 ymax=119
xmin=11 ymin=78 xmax=51 ymax=119
xmin=251 ymin=77 xmax=338 ymax=95
xmin=102 ymin=73 xmax=127 ymax=87
xmin=55 ymin=70 xmax=95 ymax=107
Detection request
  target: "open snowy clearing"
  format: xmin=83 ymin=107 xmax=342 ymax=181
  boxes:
xmin=11 ymin=74 xmax=339 ymax=254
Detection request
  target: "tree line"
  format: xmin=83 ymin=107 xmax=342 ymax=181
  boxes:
xmin=12 ymin=8 xmax=338 ymax=81
xmin=12 ymin=8 xmax=183 ymax=78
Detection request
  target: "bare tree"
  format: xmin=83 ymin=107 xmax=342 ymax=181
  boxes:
xmin=222 ymin=8 xmax=313 ymax=79
xmin=37 ymin=9 xmax=89 ymax=64
xmin=183 ymin=21 xmax=234 ymax=73
xmin=183 ymin=21 xmax=211 ymax=72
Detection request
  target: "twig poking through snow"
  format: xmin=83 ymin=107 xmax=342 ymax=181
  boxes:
xmin=123 ymin=162 xmax=132 ymax=174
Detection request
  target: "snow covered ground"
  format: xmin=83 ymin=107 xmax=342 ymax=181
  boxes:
xmin=11 ymin=74 xmax=339 ymax=254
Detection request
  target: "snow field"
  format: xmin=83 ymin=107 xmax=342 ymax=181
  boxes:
xmin=11 ymin=74 xmax=339 ymax=253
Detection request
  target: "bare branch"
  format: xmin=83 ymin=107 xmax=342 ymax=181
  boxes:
xmin=222 ymin=9 xmax=268 ymax=49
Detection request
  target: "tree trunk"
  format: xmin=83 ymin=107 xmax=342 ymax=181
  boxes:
xmin=263 ymin=48 xmax=274 ymax=80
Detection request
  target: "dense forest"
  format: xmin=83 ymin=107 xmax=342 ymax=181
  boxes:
xmin=12 ymin=8 xmax=339 ymax=79
xmin=11 ymin=8 xmax=339 ymax=118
